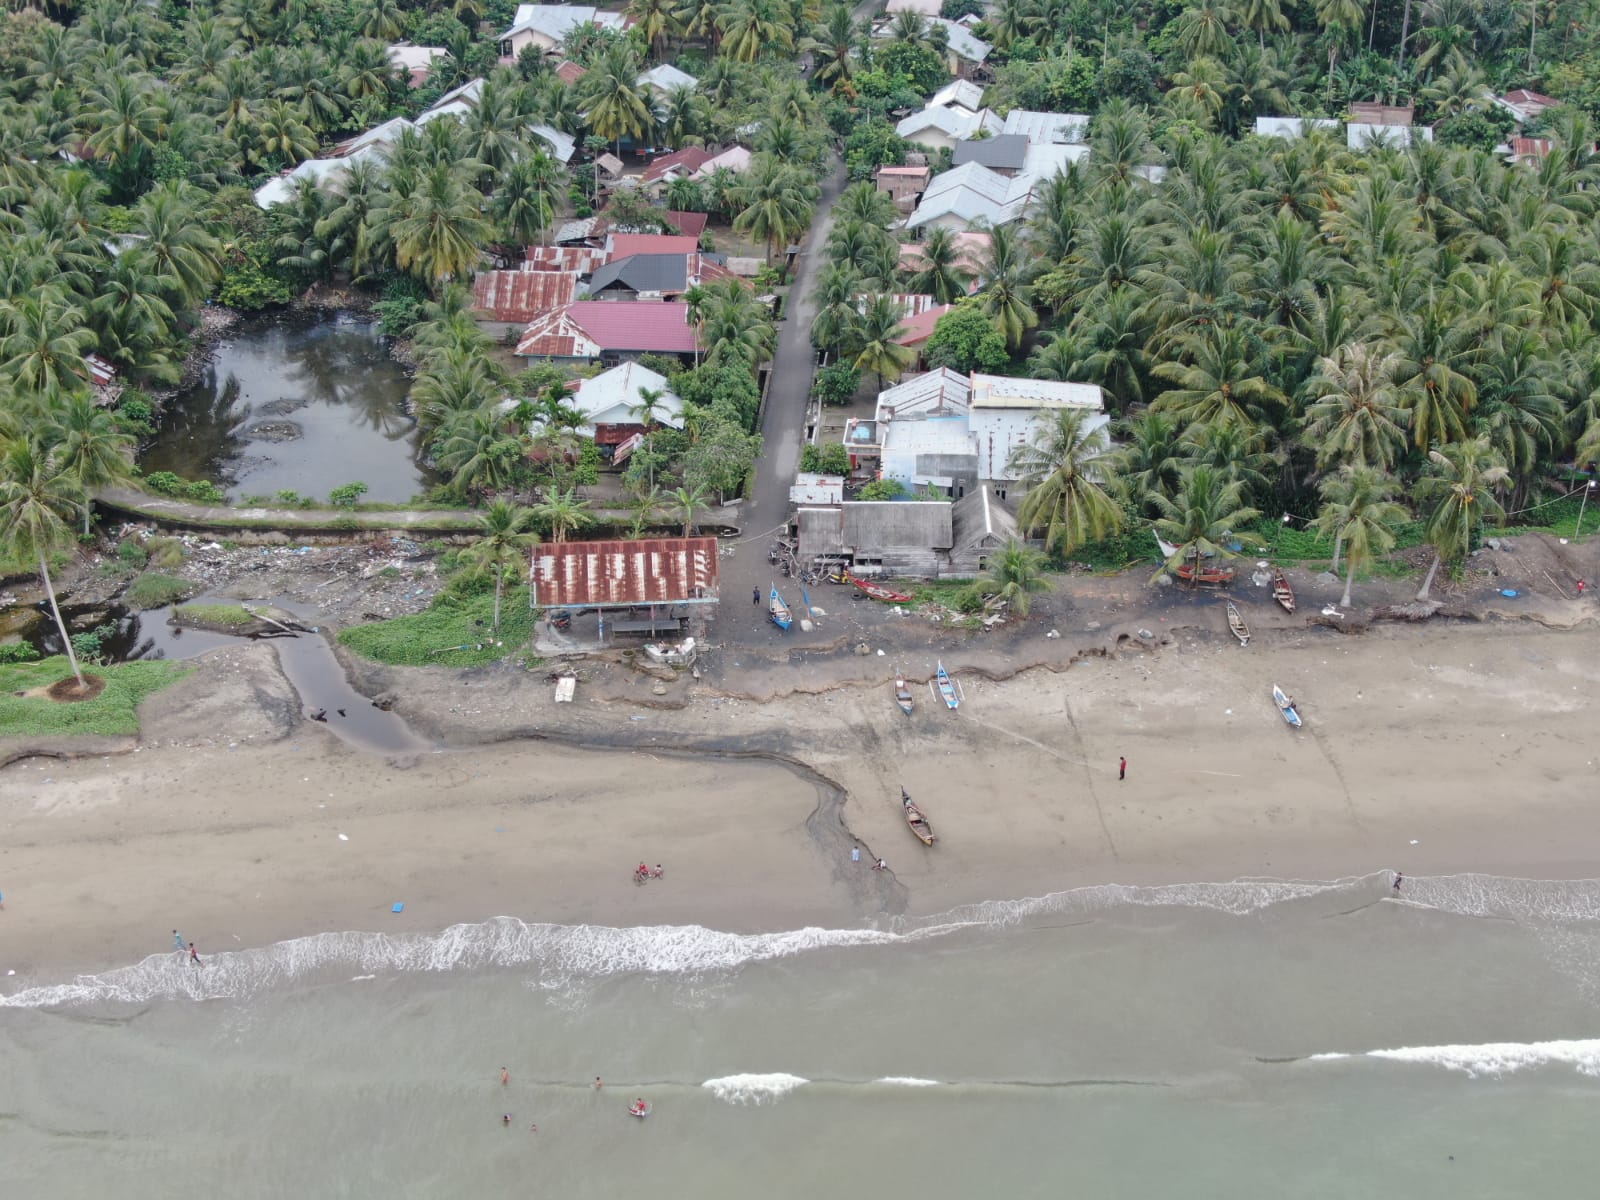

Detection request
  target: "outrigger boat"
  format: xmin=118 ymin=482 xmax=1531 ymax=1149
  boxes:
xmin=851 ymin=577 xmax=914 ymax=603
xmin=1272 ymin=567 xmax=1296 ymax=613
xmin=1273 ymin=684 xmax=1303 ymax=729
xmin=768 ymin=584 xmax=792 ymax=631
xmin=901 ymin=787 xmax=935 ymax=845
xmin=936 ymin=661 xmax=959 ymax=710
xmin=1226 ymin=601 xmax=1250 ymax=646
xmin=894 ymin=672 xmax=914 ymax=716
xmin=1156 ymin=532 xmax=1234 ymax=588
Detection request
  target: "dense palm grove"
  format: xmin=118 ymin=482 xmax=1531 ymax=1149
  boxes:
xmin=0 ymin=0 xmax=1598 ymax=630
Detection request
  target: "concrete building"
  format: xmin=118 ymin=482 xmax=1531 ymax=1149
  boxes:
xmin=999 ymin=109 xmax=1089 ymax=144
xmin=876 ymin=164 xmax=932 ymax=212
xmin=498 ymin=5 xmax=627 ymax=59
xmin=1253 ymin=116 xmax=1341 ymax=139
xmin=796 ymin=502 xmax=956 ymax=576
xmin=1346 ymin=103 xmax=1432 ymax=149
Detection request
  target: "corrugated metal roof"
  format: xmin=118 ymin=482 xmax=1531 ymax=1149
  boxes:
xmin=472 ymin=270 xmax=578 ymax=322
xmin=642 ymin=147 xmax=713 ymax=185
xmin=521 ymin=245 xmax=607 ymax=274
xmin=555 ymin=59 xmax=587 ymax=84
xmin=530 ymin=537 xmax=721 ymax=607
xmin=571 ymin=301 xmax=698 ymax=352
xmin=607 ymin=233 xmax=701 ymax=260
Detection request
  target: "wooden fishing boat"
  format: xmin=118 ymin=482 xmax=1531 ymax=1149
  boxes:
xmin=768 ymin=584 xmax=792 ymax=631
xmin=1272 ymin=567 xmax=1296 ymax=613
xmin=894 ymin=672 xmax=914 ymax=716
xmin=936 ymin=661 xmax=959 ymax=710
xmin=851 ymin=577 xmax=913 ymax=603
xmin=1174 ymin=560 xmax=1235 ymax=587
xmin=901 ymin=787 xmax=935 ymax=845
xmin=1272 ymin=684 xmax=1303 ymax=729
xmin=1226 ymin=601 xmax=1250 ymax=646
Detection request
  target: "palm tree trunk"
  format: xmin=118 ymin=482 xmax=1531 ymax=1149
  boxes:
xmin=40 ymin=551 xmax=85 ymax=686
xmin=492 ymin=565 xmax=503 ymax=636
xmin=1341 ymin=560 xmax=1355 ymax=609
xmin=1397 ymin=0 xmax=1413 ymax=67
xmin=1416 ymin=548 xmax=1441 ymax=600
xmin=1330 ymin=530 xmax=1343 ymax=575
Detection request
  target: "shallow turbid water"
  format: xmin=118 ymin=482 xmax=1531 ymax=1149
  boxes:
xmin=4 ymin=873 xmax=1599 ymax=1197
xmin=140 ymin=315 xmax=432 ymax=504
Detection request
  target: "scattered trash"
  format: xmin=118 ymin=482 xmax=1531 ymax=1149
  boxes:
xmin=1410 ymin=839 xmax=1419 ymax=845
xmin=392 ymin=902 xmax=404 ymax=913
xmin=629 ymin=715 xmax=647 ymax=721
xmin=876 ymin=648 xmax=884 ymax=655
xmin=1500 ymin=589 xmax=1519 ymax=598
xmin=1046 ymin=629 xmax=1060 ymax=638
xmin=338 ymin=833 xmax=349 ymax=841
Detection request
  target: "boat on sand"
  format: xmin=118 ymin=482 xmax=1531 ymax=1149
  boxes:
xmin=1273 ymin=684 xmax=1303 ymax=729
xmin=902 ymin=788 xmax=935 ymax=845
xmin=894 ymin=673 xmax=914 ymax=715
xmin=936 ymin=661 xmax=958 ymax=710
xmin=1227 ymin=602 xmax=1250 ymax=646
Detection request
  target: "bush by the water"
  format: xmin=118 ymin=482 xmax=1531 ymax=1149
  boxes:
xmin=143 ymin=471 xmax=226 ymax=504
xmin=125 ymin=572 xmax=194 ymax=610
xmin=0 ymin=658 xmax=188 ymax=738
xmin=338 ymin=585 xmax=534 ymax=667
xmin=173 ymin=603 xmax=258 ymax=627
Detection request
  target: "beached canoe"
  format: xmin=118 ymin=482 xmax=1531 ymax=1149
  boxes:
xmin=851 ymin=577 xmax=913 ymax=603
xmin=902 ymin=788 xmax=935 ymax=845
xmin=895 ymin=673 xmax=914 ymax=716
xmin=936 ymin=661 xmax=959 ymax=710
xmin=1174 ymin=559 xmax=1235 ymax=587
xmin=769 ymin=584 xmax=792 ymax=631
xmin=1227 ymin=601 xmax=1250 ymax=646
xmin=1273 ymin=684 xmax=1303 ymax=729
xmin=1272 ymin=567 xmax=1296 ymax=613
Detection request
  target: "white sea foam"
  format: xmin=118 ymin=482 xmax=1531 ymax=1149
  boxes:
xmin=1312 ymin=1039 xmax=1600 ymax=1078
xmin=1400 ymin=874 xmax=1600 ymax=925
xmin=876 ymin=1076 xmax=940 ymax=1087
xmin=702 ymin=1073 xmax=809 ymax=1105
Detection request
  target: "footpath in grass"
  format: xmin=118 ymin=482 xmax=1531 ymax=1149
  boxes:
xmin=0 ymin=658 xmax=190 ymax=738
xmin=338 ymin=585 xmax=535 ymax=667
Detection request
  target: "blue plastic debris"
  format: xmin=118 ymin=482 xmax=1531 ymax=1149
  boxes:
xmin=1500 ymin=589 xmax=1519 ymax=598
xmin=392 ymin=902 xmax=404 ymax=913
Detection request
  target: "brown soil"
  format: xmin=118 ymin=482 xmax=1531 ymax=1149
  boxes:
xmin=46 ymin=673 xmax=106 ymax=702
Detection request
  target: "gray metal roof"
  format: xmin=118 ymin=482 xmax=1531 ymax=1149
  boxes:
xmin=842 ymin=501 xmax=954 ymax=553
xmin=585 ymin=253 xmax=689 ymax=296
xmin=952 ymin=135 xmax=1029 ymax=171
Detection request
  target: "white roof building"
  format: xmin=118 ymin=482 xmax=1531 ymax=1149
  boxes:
xmin=1000 ymin=109 xmax=1090 ymax=144
xmin=688 ymin=145 xmax=753 ymax=179
xmin=904 ymin=143 xmax=1084 ymax=233
xmin=895 ymin=104 xmax=1002 ymax=151
xmin=387 ymin=43 xmax=450 ymax=85
xmin=529 ymin=123 xmax=577 ymax=163
xmin=967 ymin=374 xmax=1107 ymax=480
xmin=1254 ymin=116 xmax=1341 ymax=139
xmin=566 ymin=362 xmax=683 ymax=436
xmin=790 ymin=473 xmax=845 ymax=505
xmin=1348 ymin=123 xmax=1434 ymax=149
xmin=872 ymin=16 xmax=992 ymax=65
xmin=638 ymin=63 xmax=698 ymax=95
xmin=499 ymin=5 xmax=627 ymax=56
xmin=928 ymin=79 xmax=987 ymax=113
xmin=252 ymin=118 xmax=413 ymax=209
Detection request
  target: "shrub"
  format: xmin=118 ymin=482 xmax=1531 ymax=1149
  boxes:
xmin=0 ymin=642 xmax=40 ymax=664
xmin=800 ymin=442 xmax=850 ymax=476
xmin=145 ymin=537 xmax=184 ymax=569
xmin=812 ymin=361 xmax=861 ymax=407
xmin=143 ymin=471 xmax=225 ymax=504
xmin=174 ymin=603 xmax=258 ymax=627
xmin=857 ymin=478 xmax=907 ymax=501
xmin=339 ymin=585 xmax=535 ymax=667
xmin=115 ymin=395 xmax=155 ymax=436
xmin=328 ymin=481 xmax=369 ymax=507
xmin=125 ymin=572 xmax=194 ymax=610
xmin=117 ymin=540 xmax=149 ymax=567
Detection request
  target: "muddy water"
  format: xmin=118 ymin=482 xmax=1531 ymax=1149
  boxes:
xmin=139 ymin=315 xmax=435 ymax=504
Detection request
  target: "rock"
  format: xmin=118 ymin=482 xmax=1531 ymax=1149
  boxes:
xmin=855 ymin=643 xmax=871 ymax=656
xmin=1317 ymin=571 xmax=1339 ymax=584
xmin=1486 ymin=537 xmax=1503 ymax=551
xmin=1154 ymin=573 xmax=1173 ymax=587
xmin=1046 ymin=629 xmax=1061 ymax=638
xmin=69 ymin=608 xmax=109 ymax=631
xmin=1084 ymin=621 xmax=1101 ymax=631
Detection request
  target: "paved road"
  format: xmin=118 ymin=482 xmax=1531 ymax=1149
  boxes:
xmin=720 ymin=155 xmax=850 ymax=643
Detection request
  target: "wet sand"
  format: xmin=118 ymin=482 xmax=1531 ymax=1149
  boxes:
xmin=2 ymin=618 xmax=1598 ymax=982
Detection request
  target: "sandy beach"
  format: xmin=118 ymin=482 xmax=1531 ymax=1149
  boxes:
xmin=4 ymin=605 xmax=1599 ymax=983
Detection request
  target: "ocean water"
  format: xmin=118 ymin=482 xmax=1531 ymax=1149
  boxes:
xmin=4 ymin=873 xmax=1600 ymax=1198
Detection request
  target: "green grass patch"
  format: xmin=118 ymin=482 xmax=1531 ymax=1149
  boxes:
xmin=338 ymin=585 xmax=535 ymax=667
xmin=125 ymin=572 xmax=194 ymax=610
xmin=173 ymin=603 xmax=258 ymax=627
xmin=0 ymin=658 xmax=189 ymax=738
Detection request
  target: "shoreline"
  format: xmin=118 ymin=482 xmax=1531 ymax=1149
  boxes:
xmin=5 ymin=616 xmax=1600 ymax=988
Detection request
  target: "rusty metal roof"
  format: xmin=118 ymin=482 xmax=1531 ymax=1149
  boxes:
xmin=472 ymin=270 xmax=578 ymax=322
xmin=531 ymin=537 xmax=721 ymax=608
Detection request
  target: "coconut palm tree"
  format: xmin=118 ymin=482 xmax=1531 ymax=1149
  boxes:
xmin=1314 ymin=467 xmax=1406 ymax=607
xmin=1301 ymin=344 xmax=1410 ymax=471
xmin=534 ymin=486 xmax=593 ymax=544
xmin=904 ymin=227 xmax=972 ymax=305
xmin=700 ymin=281 xmax=776 ymax=369
xmin=1151 ymin=324 xmax=1286 ymax=432
xmin=809 ymin=262 xmax=862 ymax=360
xmin=1109 ymin=411 xmax=1185 ymax=516
xmin=251 ymin=98 xmax=319 ymax=166
xmin=493 ymin=152 xmax=562 ymax=246
xmin=133 ymin=183 xmax=225 ymax=309
xmin=718 ymin=0 xmax=795 ymax=62
xmin=580 ymin=44 xmax=653 ymax=156
xmin=83 ymin=76 xmax=163 ymax=170
xmin=50 ymin=394 xmax=135 ymax=535
xmin=434 ymin=406 xmax=524 ymax=501
xmin=0 ymin=436 xmax=89 ymax=687
xmin=1066 ymin=288 xmax=1152 ymax=412
xmin=850 ymin=294 xmax=914 ymax=389
xmin=360 ymin=0 xmax=405 ymax=40
xmin=628 ymin=0 xmax=677 ymax=59
xmin=1388 ymin=297 xmax=1478 ymax=449
xmin=976 ymin=224 xmax=1037 ymax=351
xmin=386 ymin=163 xmax=495 ymax=286
xmin=732 ymin=154 xmax=819 ymax=261
xmin=1411 ymin=437 xmax=1508 ymax=600
xmin=670 ymin=481 xmax=709 ymax=536
xmin=1151 ymin=464 xmax=1263 ymax=579
xmin=0 ymin=295 xmax=98 ymax=402
xmin=463 ymin=499 xmax=539 ymax=635
xmin=1007 ymin=408 xmax=1123 ymax=557
xmin=986 ymin=539 xmax=1050 ymax=616
xmin=799 ymin=3 xmax=861 ymax=90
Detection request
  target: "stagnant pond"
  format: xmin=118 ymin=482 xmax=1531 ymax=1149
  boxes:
xmin=140 ymin=314 xmax=436 ymax=505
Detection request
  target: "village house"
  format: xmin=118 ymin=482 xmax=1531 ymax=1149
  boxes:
xmin=641 ymin=146 xmax=715 ymax=191
xmin=605 ymin=232 xmax=702 ymax=258
xmin=876 ymin=165 xmax=932 ymax=213
xmin=1346 ymin=102 xmax=1432 ymax=149
xmin=560 ymin=360 xmax=685 ymax=457
xmin=498 ymin=4 xmax=627 ymax=60
xmin=952 ymin=134 xmax=1030 ymax=176
xmin=895 ymin=103 xmax=1001 ymax=153
xmin=1507 ymin=136 xmax=1553 ymax=167
xmin=1493 ymin=89 xmax=1558 ymax=124
xmin=872 ymin=17 xmax=993 ymax=79
xmin=471 ymin=269 xmax=579 ymax=326
xmin=637 ymin=63 xmax=697 ymax=98
xmin=892 ymin=302 xmax=955 ymax=369
xmin=386 ymin=43 xmax=449 ymax=88
xmin=898 ymin=231 xmax=989 ymax=282
xmin=999 ymin=109 xmax=1089 ymax=144
xmin=1253 ymin=116 xmax=1341 ymax=139
xmin=529 ymin=536 xmax=719 ymax=643
xmin=514 ymin=300 xmax=699 ymax=364
xmin=904 ymin=143 xmax=1082 ymax=235
xmin=843 ymin=369 xmax=1107 ymax=495
xmin=793 ymin=489 xmax=1018 ymax=579
xmin=584 ymin=252 xmax=737 ymax=301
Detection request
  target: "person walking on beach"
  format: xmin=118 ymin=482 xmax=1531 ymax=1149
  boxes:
xmin=594 ymin=1076 xmax=603 ymax=1090
xmin=501 ymin=1067 xmax=510 ymax=1086
xmin=188 ymin=942 xmax=201 ymax=966
xmin=1119 ymin=756 xmax=1127 ymax=781
xmin=173 ymin=929 xmax=185 ymax=954
xmin=752 ymin=587 xmax=760 ymax=606
xmin=1393 ymin=872 xmax=1403 ymax=894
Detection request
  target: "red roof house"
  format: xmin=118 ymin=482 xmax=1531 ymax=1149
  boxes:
xmin=662 ymin=210 xmax=709 ymax=238
xmin=472 ymin=270 xmax=579 ymax=323
xmin=521 ymin=244 xmax=609 ymax=274
xmin=606 ymin=233 xmax=702 ymax=260
xmin=530 ymin=536 xmax=720 ymax=609
xmin=515 ymin=301 xmax=699 ymax=359
xmin=642 ymin=146 xmax=714 ymax=187
xmin=554 ymin=59 xmax=587 ymax=85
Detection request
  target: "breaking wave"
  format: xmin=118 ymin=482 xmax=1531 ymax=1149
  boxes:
xmin=7 ymin=872 xmax=1599 ymax=1009
xmin=1312 ymin=1039 xmax=1600 ymax=1078
xmin=702 ymin=1073 xmax=810 ymax=1105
